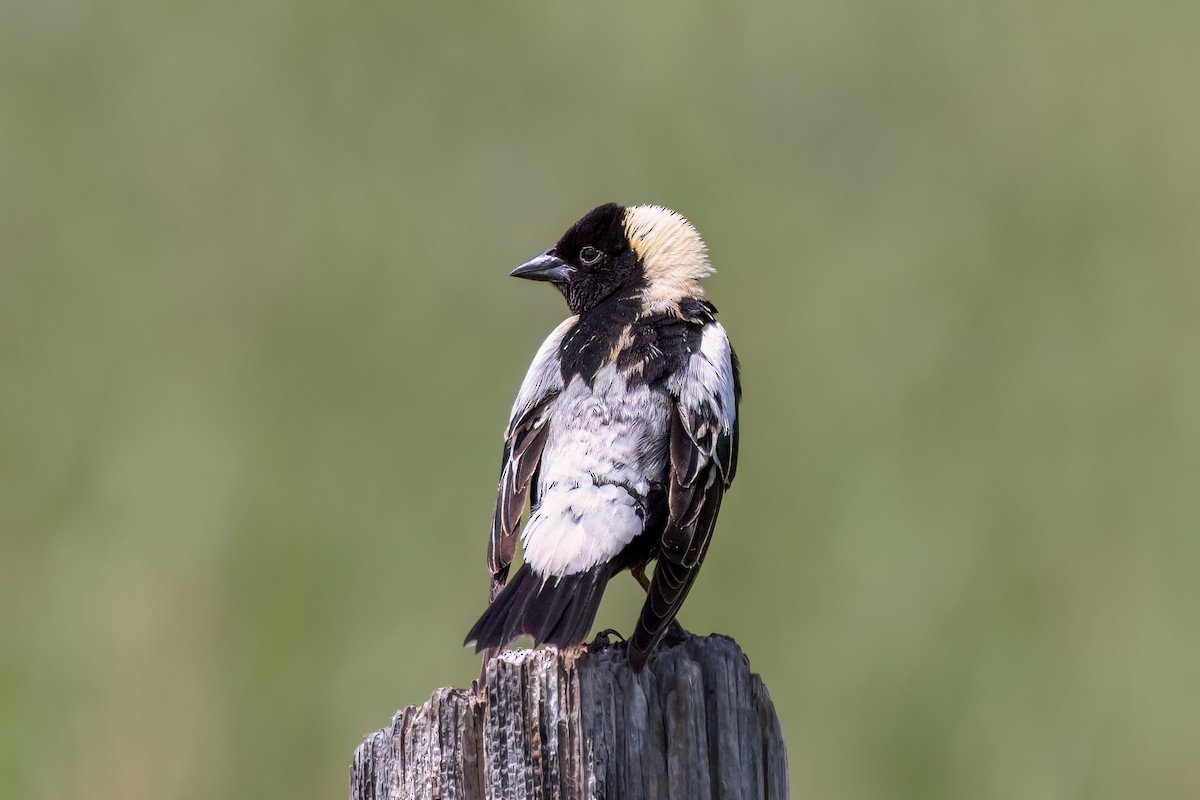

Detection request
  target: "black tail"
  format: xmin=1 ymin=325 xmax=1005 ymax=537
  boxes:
xmin=465 ymin=564 xmax=610 ymax=651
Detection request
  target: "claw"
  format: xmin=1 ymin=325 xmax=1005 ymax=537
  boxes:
xmin=587 ymin=628 xmax=627 ymax=652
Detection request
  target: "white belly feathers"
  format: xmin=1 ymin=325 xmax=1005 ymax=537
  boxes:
xmin=521 ymin=364 xmax=670 ymax=577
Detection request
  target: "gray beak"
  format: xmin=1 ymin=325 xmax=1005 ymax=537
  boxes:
xmin=510 ymin=251 xmax=573 ymax=284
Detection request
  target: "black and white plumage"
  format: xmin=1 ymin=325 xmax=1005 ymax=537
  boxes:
xmin=464 ymin=203 xmax=741 ymax=672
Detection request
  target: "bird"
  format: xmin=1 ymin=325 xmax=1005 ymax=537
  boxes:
xmin=464 ymin=202 xmax=740 ymax=672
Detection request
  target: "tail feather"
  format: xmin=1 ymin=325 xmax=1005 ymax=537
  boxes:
xmin=526 ymin=577 xmax=575 ymax=644
xmin=543 ymin=572 xmax=607 ymax=645
xmin=465 ymin=564 xmax=610 ymax=651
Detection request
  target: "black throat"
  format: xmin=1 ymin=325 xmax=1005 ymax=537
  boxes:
xmin=558 ymin=293 xmax=716 ymax=387
xmin=557 ymin=287 xmax=644 ymax=385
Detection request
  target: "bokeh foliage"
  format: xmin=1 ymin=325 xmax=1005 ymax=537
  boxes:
xmin=2 ymin=1 xmax=1198 ymax=798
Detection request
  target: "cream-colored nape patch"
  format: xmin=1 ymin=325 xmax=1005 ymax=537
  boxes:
xmin=623 ymin=206 xmax=714 ymax=309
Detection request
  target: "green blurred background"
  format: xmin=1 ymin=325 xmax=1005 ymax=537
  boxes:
xmin=3 ymin=0 xmax=1198 ymax=798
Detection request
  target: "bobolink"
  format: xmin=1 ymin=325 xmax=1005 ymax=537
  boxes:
xmin=465 ymin=203 xmax=740 ymax=671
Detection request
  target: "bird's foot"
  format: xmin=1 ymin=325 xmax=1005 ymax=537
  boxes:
xmin=631 ymin=564 xmax=651 ymax=593
xmin=587 ymin=628 xmax=627 ymax=653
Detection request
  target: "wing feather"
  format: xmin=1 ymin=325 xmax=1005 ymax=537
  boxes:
xmin=630 ymin=323 xmax=740 ymax=670
xmin=486 ymin=317 xmax=576 ymax=600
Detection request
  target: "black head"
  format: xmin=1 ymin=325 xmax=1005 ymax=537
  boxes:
xmin=510 ymin=203 xmax=642 ymax=314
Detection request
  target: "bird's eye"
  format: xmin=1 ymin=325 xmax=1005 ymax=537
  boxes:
xmin=579 ymin=246 xmax=602 ymax=266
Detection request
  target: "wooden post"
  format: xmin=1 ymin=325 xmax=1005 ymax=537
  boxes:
xmin=351 ymin=634 xmax=788 ymax=800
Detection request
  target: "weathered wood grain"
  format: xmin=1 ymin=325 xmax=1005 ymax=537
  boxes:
xmin=351 ymin=634 xmax=787 ymax=800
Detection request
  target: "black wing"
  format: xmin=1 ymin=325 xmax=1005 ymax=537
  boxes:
xmin=484 ymin=318 xmax=575 ymax=602
xmin=629 ymin=324 xmax=740 ymax=670
xmin=487 ymin=397 xmax=554 ymax=600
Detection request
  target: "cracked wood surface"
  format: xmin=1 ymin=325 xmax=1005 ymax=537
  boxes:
xmin=350 ymin=634 xmax=788 ymax=800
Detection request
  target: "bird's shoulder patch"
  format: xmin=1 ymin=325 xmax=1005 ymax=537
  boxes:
xmin=508 ymin=316 xmax=576 ymax=431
